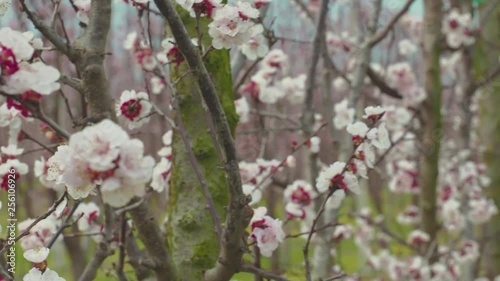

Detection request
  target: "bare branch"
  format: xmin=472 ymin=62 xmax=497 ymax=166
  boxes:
xmin=468 ymin=63 xmax=500 ymax=94
xmin=366 ymin=66 xmax=403 ymax=99
xmin=21 ymin=130 xmax=56 ymax=154
xmin=369 ymin=0 xmax=416 ymax=48
xmin=59 ymin=75 xmax=83 ymax=92
xmin=302 ymin=0 xmax=330 ymax=135
xmin=78 ymin=242 xmax=113 ymax=281
xmin=47 ymin=200 xmax=82 ymax=248
xmin=0 ymin=193 xmax=68 ymax=256
xmin=19 ymin=0 xmax=74 ymax=58
xmin=128 ymin=198 xmax=177 ymax=279
xmin=114 ymin=198 xmax=145 ymax=216
xmin=241 ymin=265 xmax=290 ymax=281
xmin=0 ymin=92 xmax=71 ymax=138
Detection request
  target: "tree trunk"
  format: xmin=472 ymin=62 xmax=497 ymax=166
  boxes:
xmin=480 ymin=2 xmax=500 ymax=277
xmin=167 ymin=10 xmax=238 ymax=281
xmin=419 ymin=0 xmax=443 ymax=263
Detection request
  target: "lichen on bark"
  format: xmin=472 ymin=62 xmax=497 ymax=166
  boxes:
xmin=166 ymin=7 xmax=237 ymax=280
xmin=478 ymin=2 xmax=500 ymax=276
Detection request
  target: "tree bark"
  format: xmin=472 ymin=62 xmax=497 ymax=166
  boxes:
xmin=165 ymin=9 xmax=238 ymax=281
xmin=480 ymin=2 xmax=500 ymax=277
xmin=419 ymin=0 xmax=443 ymax=263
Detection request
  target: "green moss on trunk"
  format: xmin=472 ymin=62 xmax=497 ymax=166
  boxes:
xmin=479 ymin=3 xmax=500 ymax=276
xmin=166 ymin=7 xmax=237 ymax=281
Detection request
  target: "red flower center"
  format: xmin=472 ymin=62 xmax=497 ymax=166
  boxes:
xmin=193 ymin=0 xmax=217 ymax=18
xmin=251 ymin=218 xmax=268 ymax=230
xmin=167 ymin=47 xmax=184 ymax=66
xmin=120 ymin=99 xmax=142 ymax=120
xmin=330 ymin=174 xmax=346 ymax=190
xmin=0 ymin=45 xmax=19 ymax=75
xmin=291 ymin=187 xmax=312 ymax=206
xmin=448 ymin=19 xmax=459 ymax=30
xmin=88 ymin=210 xmax=99 ymax=225
xmin=1 ymin=170 xmax=19 ymax=191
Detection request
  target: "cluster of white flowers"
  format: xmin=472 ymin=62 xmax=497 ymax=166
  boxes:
xmin=0 ymin=144 xmax=28 ymax=191
xmin=235 ymin=96 xmax=251 ymax=123
xmin=340 ymin=209 xmax=490 ymax=281
xmin=397 ymin=205 xmax=420 ymax=225
xmin=75 ymin=202 xmax=104 ymax=242
xmin=122 ymin=0 xmax=151 ymax=8
xmin=333 ymin=99 xmax=354 ymax=130
xmin=18 ymin=215 xmax=61 ymax=251
xmin=208 ymin=2 xmax=259 ymax=49
xmin=249 ymin=207 xmax=285 ymax=257
xmin=151 ymin=130 xmax=173 ymax=193
xmin=22 ymin=246 xmax=66 ymax=280
xmin=173 ymin=0 xmax=272 ymax=53
xmin=442 ymin=9 xmax=475 ymax=48
xmin=45 ymin=120 xmax=155 ymax=207
xmin=407 ymin=229 xmax=430 ymax=246
xmin=398 ymin=39 xmax=417 ymax=56
xmin=176 ymin=0 xmax=221 ymax=18
xmin=316 ymin=161 xmax=358 ymax=208
xmin=435 ymin=150 xmax=497 ymax=233
xmin=150 ymin=76 xmax=166 ymax=94
xmin=239 ymin=24 xmax=269 ymax=60
xmin=239 ymin=50 xmax=307 ymax=106
xmin=325 ymin=31 xmax=355 ymax=54
xmin=306 ymin=136 xmax=321 ymax=154
xmin=388 ymin=160 xmax=419 ymax=194
xmin=239 ymin=158 xmax=281 ymax=189
xmin=0 ymin=27 xmax=58 ymax=97
xmin=124 ymin=32 xmax=157 ymax=71
xmin=116 ymin=90 xmax=152 ymax=130
xmin=242 ymin=184 xmax=262 ymax=206
xmin=156 ymin=37 xmax=198 ymax=66
xmin=34 ymin=156 xmax=66 ymax=193
xmin=316 ymin=106 xmax=391 ymax=209
xmin=283 ymin=180 xmax=317 ymax=220
xmin=386 ymin=62 xmax=426 ymax=106
xmin=468 ymin=198 xmax=498 ymax=225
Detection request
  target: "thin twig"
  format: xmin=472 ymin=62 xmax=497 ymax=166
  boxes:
xmin=116 ymin=215 xmax=128 ymax=281
xmin=0 ymin=193 xmax=68 ymax=256
xmin=47 ymin=200 xmax=82 ymax=248
xmin=369 ymin=0 xmax=415 ymax=47
xmin=115 ymin=198 xmax=145 ymax=216
xmin=19 ymin=0 xmax=74 ymax=58
xmin=253 ymin=123 xmax=326 ymax=190
xmin=286 ymin=222 xmax=339 ymax=239
xmin=303 ymin=122 xmax=379 ymax=280
xmin=21 ymin=130 xmax=56 ymax=154
xmin=59 ymin=75 xmax=83 ymax=92
xmin=241 ymin=265 xmax=290 ymax=281
xmin=323 ymin=273 xmax=347 ymax=281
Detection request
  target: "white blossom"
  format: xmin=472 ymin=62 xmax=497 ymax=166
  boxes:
xmin=23 ymin=247 xmax=50 ymax=263
xmin=2 ymin=62 xmax=60 ymax=95
xmin=23 ymin=268 xmax=66 ymax=281
xmin=333 ymin=99 xmax=354 ymax=130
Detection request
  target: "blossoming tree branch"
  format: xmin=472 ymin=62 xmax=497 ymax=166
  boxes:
xmin=0 ymin=0 xmax=499 ymax=280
